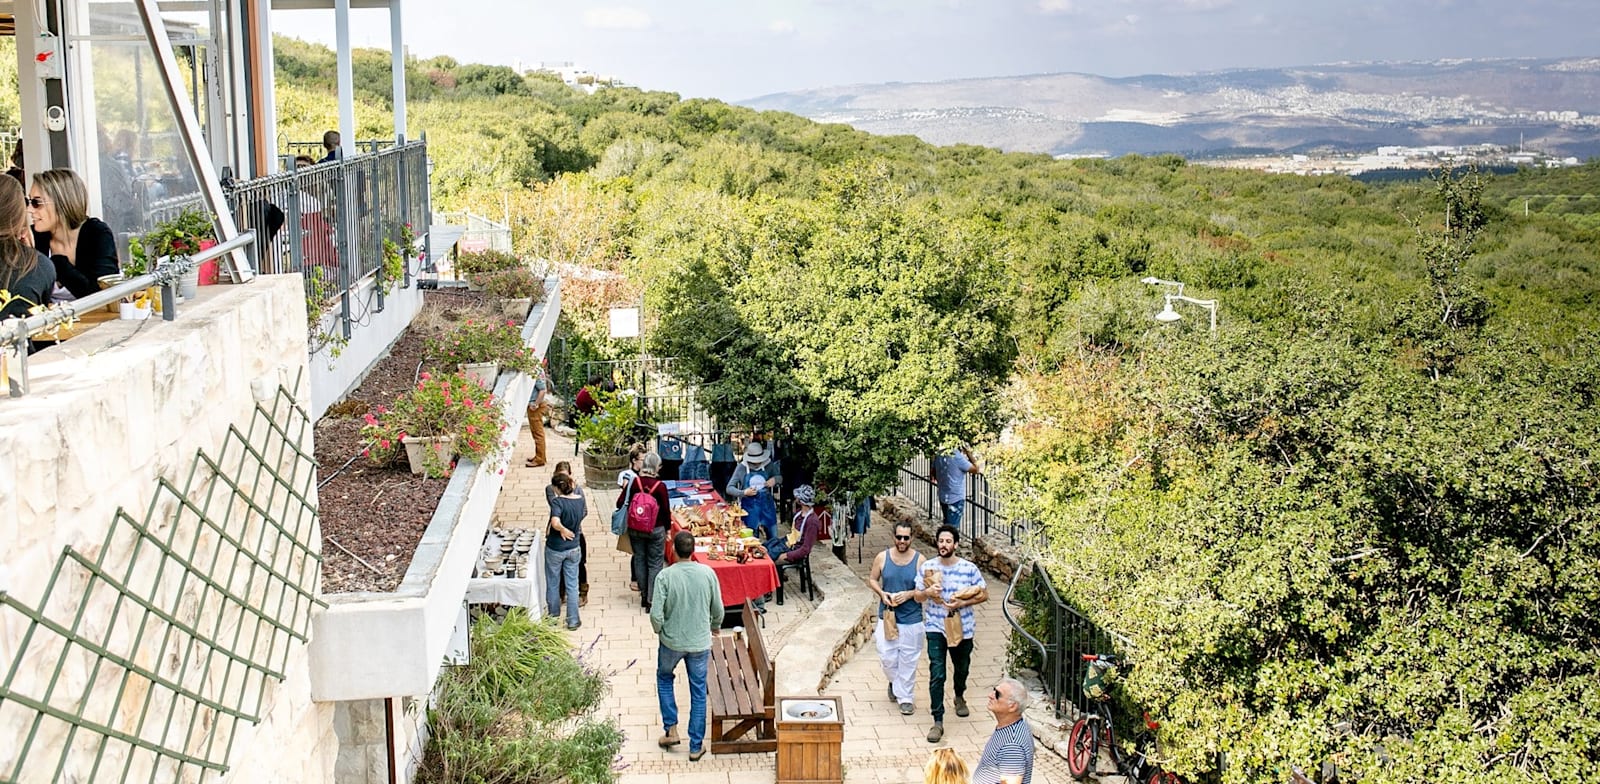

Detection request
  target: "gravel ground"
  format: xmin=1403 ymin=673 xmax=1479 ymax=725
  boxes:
xmin=315 ymin=289 xmax=494 ymax=594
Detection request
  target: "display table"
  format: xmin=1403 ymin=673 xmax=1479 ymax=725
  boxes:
xmin=691 ymin=551 xmax=778 ymax=607
xmin=464 ymin=575 xmax=538 ymax=608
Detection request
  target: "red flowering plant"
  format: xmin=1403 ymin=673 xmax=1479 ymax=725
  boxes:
xmin=424 ymin=317 xmax=540 ymax=378
xmin=362 ymin=371 xmax=510 ymax=477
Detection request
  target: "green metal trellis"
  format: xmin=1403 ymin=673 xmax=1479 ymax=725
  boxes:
xmin=0 ymin=377 xmax=324 ymax=783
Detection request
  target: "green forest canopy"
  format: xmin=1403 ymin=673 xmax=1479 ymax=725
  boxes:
xmin=274 ymin=38 xmax=1600 ymax=783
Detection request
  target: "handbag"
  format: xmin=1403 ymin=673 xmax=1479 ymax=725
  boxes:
xmin=611 ymin=478 xmax=636 ymax=536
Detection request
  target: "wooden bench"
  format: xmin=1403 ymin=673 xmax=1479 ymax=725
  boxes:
xmin=706 ymin=599 xmax=776 ymax=754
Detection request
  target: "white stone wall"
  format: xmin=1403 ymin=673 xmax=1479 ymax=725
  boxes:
xmin=0 ymin=276 xmax=336 ymax=784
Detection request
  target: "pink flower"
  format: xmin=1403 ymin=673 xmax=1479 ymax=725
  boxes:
xmin=376 ymin=405 xmax=387 ymax=414
xmin=363 ymin=413 xmax=378 ymax=425
xmin=464 ymin=399 xmax=476 ymax=408
xmin=362 ymin=448 xmax=370 ymax=457
xmin=420 ymin=371 xmax=431 ymax=381
xmin=466 ymin=425 xmax=477 ymax=434
xmin=398 ymin=432 xmax=408 ymax=440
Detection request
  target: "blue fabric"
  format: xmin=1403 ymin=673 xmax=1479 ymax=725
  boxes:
xmin=917 ymin=558 xmax=988 ymax=639
xmin=547 ymin=491 xmax=586 ymax=552
xmin=745 ymin=490 xmax=776 ymax=541
xmin=941 ymin=500 xmax=965 ymax=529
xmin=711 ymin=441 xmax=736 ymax=463
xmin=934 ymin=450 xmax=973 ymax=505
xmin=657 ymin=436 xmax=685 ymax=460
xmin=683 ymin=442 xmax=707 ymax=464
xmin=544 ymin=546 xmax=581 ymax=626
xmin=657 ymin=643 xmax=710 ymax=753
xmin=880 ymin=551 xmax=924 ymax=625
xmin=679 ymin=460 xmax=711 ymax=480
xmin=852 ymin=496 xmax=873 ymax=534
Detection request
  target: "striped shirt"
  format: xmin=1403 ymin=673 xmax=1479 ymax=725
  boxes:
xmin=973 ymin=718 xmax=1034 ymax=784
xmin=915 ymin=557 xmax=986 ymax=639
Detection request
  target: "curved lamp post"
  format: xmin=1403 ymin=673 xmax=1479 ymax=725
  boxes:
xmin=1141 ymin=277 xmax=1218 ymax=333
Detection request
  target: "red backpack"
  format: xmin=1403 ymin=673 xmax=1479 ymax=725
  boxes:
xmin=627 ymin=477 xmax=660 ymax=533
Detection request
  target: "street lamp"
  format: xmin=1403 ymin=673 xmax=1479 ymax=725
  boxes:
xmin=1141 ymin=278 xmax=1218 ymax=333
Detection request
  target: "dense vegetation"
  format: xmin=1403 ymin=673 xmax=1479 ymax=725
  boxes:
xmin=275 ymin=39 xmax=1600 ymax=783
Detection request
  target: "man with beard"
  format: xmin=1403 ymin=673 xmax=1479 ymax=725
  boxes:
xmin=917 ymin=524 xmax=988 ymax=743
xmin=868 ymin=521 xmax=926 ymax=715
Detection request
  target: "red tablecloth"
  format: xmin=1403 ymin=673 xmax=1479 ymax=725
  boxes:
xmin=693 ymin=553 xmax=778 ymax=607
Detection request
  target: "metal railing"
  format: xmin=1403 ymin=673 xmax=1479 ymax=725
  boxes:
xmin=2 ymin=232 xmax=257 ymax=397
xmin=896 ymin=453 xmax=1035 ymax=547
xmin=435 ymin=210 xmax=513 ymax=255
xmin=147 ymin=140 xmax=430 ymax=340
xmin=1003 ymin=559 xmax=1136 ymax=720
xmin=281 ymin=138 xmax=397 ymax=162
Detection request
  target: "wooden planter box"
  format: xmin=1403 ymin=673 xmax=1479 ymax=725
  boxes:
xmin=776 ymin=696 xmax=843 ymax=784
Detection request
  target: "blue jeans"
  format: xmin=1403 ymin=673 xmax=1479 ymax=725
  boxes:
xmin=544 ymin=545 xmax=581 ymax=625
xmin=657 ymin=643 xmax=710 ymax=753
xmin=940 ymin=500 xmax=965 ymax=529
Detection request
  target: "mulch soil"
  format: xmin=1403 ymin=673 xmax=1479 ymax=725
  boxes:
xmin=315 ymin=289 xmax=498 ymax=594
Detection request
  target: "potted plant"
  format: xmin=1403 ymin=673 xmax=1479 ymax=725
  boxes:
xmin=473 ymin=266 xmax=545 ymax=320
xmin=576 ymin=387 xmax=646 ymax=485
xmin=361 ymin=371 xmax=509 ymax=477
xmin=128 ymin=207 xmax=217 ymax=297
xmin=379 ymin=221 xmax=416 ymax=294
xmin=424 ymin=317 xmax=539 ymax=388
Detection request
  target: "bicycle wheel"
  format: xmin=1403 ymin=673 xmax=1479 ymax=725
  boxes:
xmin=1067 ymin=717 xmax=1098 ymax=779
xmin=1147 ymin=771 xmax=1183 ymax=784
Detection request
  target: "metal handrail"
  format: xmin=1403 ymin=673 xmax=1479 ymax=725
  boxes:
xmin=3 ymin=231 xmax=256 ymax=397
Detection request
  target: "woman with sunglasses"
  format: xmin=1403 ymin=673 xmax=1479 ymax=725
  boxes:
xmin=0 ymin=176 xmax=56 ymax=326
xmin=29 ymin=169 xmax=119 ymax=299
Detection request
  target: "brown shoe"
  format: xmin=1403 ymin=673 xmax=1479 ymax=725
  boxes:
xmin=658 ymin=725 xmax=681 ymax=748
xmin=579 ymin=583 xmax=590 ymax=607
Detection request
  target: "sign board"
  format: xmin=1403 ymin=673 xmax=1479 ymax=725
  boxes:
xmin=609 ymin=307 xmax=640 ymax=339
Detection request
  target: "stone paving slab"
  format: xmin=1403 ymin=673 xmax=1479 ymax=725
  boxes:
xmin=488 ymin=423 xmax=1071 ymax=782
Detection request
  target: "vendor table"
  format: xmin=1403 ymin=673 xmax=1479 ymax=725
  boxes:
xmin=464 ymin=575 xmax=538 ymax=608
xmin=662 ymin=479 xmax=777 ymax=606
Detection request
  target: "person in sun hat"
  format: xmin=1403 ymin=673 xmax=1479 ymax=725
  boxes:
xmin=726 ymin=439 xmax=781 ymax=541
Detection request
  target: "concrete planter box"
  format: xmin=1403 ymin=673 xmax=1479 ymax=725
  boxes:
xmin=308 ymin=279 xmax=561 ymax=702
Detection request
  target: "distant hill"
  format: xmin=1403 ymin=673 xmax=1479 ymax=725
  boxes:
xmin=741 ymin=58 xmax=1600 ymax=159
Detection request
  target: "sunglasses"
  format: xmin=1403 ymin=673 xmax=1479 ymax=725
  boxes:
xmin=25 ymin=197 xmax=46 ymax=208
xmin=894 ymin=535 xmax=912 ymax=541
xmin=990 ymin=688 xmax=1004 ymax=701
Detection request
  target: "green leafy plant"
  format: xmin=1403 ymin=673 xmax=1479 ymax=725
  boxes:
xmin=575 ymin=386 xmax=645 ymax=457
xmin=304 ymin=267 xmax=348 ymax=357
xmin=426 ymin=317 xmax=539 ymax=376
xmin=454 ymin=248 xmax=522 ymax=277
xmin=126 ymin=207 xmax=216 ymax=275
xmin=379 ymin=221 xmax=416 ymax=294
xmin=361 ymin=371 xmax=509 ymax=476
xmin=418 ymin=610 xmax=620 ymax=784
xmin=470 ymin=266 xmax=545 ymax=300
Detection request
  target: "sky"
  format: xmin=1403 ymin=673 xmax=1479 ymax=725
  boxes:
xmin=268 ymin=0 xmax=1600 ymax=102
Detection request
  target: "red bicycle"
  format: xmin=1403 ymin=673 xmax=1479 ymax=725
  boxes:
xmin=1066 ymin=653 xmax=1183 ymax=784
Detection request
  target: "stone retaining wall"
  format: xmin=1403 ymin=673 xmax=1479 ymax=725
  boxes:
xmin=773 ymin=554 xmax=877 ymax=697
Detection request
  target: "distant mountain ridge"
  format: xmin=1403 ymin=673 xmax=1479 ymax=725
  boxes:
xmin=740 ymin=58 xmax=1600 ymax=159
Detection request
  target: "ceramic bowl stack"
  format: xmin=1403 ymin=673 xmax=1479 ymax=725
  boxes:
xmin=482 ymin=527 xmax=536 ymax=578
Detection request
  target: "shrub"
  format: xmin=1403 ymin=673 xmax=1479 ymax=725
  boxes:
xmin=426 ymin=317 xmax=540 ymax=375
xmin=418 ymin=610 xmax=621 ymax=784
xmin=362 ymin=371 xmax=509 ymax=476
xmin=455 ymin=248 xmax=523 ymax=277
xmin=471 ymin=266 xmax=545 ymax=300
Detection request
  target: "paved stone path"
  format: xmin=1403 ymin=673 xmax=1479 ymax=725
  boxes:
xmin=493 ymin=424 xmax=1072 ymax=783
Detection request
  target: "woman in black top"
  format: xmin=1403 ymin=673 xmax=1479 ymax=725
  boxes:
xmin=30 ymin=169 xmax=119 ymax=299
xmin=0 ymin=176 xmax=56 ymax=326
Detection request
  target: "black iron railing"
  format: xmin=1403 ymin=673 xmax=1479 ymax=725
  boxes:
xmin=896 ymin=454 xmax=1035 ymax=547
xmin=1003 ymin=559 xmax=1136 ymax=720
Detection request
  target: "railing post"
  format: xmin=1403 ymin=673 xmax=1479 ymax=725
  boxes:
xmin=372 ymin=156 xmax=385 ymax=314
xmin=335 ymin=160 xmax=352 ymax=340
xmin=397 ymin=136 xmax=411 ymax=288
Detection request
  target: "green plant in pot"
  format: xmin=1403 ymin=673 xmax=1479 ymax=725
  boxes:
xmin=576 ymin=387 xmax=648 ymax=483
xmin=361 ymin=371 xmax=509 ymax=477
xmin=425 ymin=317 xmax=540 ymax=388
xmin=127 ymin=207 xmax=216 ymax=275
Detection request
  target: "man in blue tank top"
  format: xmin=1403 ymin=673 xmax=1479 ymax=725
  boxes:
xmin=868 ymin=521 xmax=926 ymax=716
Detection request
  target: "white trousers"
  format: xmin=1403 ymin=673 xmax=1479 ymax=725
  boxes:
xmin=874 ymin=617 xmax=926 ymax=705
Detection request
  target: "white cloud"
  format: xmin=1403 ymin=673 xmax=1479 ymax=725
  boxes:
xmin=583 ymin=7 xmax=652 ymax=30
xmin=769 ymin=18 xmax=797 ymax=35
xmin=1038 ymin=0 xmax=1074 ymax=13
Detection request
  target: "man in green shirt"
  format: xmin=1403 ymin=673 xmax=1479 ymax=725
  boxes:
xmin=650 ymin=531 xmax=725 ymax=761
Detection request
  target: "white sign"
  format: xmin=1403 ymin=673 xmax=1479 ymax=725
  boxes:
xmin=609 ymin=307 xmax=640 ymax=339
